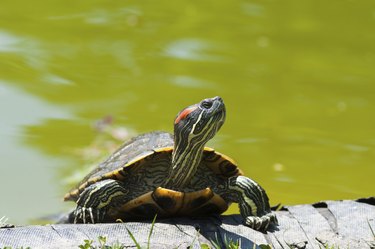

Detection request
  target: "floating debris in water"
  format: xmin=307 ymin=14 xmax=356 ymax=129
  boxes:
xmin=273 ymin=163 xmax=284 ymax=172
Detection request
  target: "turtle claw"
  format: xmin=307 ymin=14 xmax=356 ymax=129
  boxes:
xmin=89 ymin=208 xmax=95 ymax=224
xmin=244 ymin=213 xmax=278 ymax=232
xmin=73 ymin=206 xmax=103 ymax=224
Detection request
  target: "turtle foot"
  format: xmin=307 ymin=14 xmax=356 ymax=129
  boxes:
xmin=244 ymin=212 xmax=278 ymax=232
xmin=73 ymin=206 xmax=104 ymax=224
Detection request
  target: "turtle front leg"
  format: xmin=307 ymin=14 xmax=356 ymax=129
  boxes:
xmin=72 ymin=179 xmax=128 ymax=224
xmin=223 ymin=175 xmax=278 ymax=231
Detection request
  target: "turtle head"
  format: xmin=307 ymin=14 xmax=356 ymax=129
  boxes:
xmin=174 ymin=96 xmax=226 ymax=147
xmin=168 ymin=96 xmax=226 ymax=188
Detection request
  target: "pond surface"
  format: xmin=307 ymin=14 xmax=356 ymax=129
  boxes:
xmin=1 ymin=1 xmax=374 ymax=224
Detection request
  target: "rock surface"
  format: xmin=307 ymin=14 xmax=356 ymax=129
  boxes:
xmin=1 ymin=198 xmax=374 ymax=249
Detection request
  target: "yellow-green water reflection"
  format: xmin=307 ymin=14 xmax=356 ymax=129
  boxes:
xmin=0 ymin=1 xmax=374 ymax=224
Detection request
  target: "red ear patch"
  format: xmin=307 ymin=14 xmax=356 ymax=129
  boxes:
xmin=175 ymin=106 xmax=197 ymax=124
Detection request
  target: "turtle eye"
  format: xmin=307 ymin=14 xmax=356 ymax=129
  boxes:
xmin=200 ymin=100 xmax=213 ymax=109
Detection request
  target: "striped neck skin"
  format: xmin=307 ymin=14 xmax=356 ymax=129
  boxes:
xmin=164 ymin=96 xmax=226 ymax=189
xmin=166 ymin=136 xmax=206 ymax=189
xmin=166 ymin=112 xmax=223 ymax=188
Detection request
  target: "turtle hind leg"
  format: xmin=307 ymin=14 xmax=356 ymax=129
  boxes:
xmin=224 ymin=175 xmax=278 ymax=231
xmin=73 ymin=179 xmax=128 ymax=224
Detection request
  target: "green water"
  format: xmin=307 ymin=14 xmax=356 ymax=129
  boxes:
xmin=1 ymin=1 xmax=374 ymax=224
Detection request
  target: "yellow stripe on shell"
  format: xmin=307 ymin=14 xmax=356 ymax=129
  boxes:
xmin=122 ymin=150 xmax=155 ymax=168
xmin=204 ymin=147 xmax=237 ymax=165
xmin=153 ymin=147 xmax=173 ymax=153
xmin=202 ymin=147 xmax=243 ymax=176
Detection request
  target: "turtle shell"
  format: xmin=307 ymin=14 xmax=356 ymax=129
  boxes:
xmin=64 ymin=131 xmax=243 ymax=218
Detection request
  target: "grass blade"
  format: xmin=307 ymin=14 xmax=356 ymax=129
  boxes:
xmin=125 ymin=225 xmax=142 ymax=249
xmin=147 ymin=214 xmax=157 ymax=249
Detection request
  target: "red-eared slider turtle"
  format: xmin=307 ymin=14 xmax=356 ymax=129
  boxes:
xmin=64 ymin=96 xmax=277 ymax=231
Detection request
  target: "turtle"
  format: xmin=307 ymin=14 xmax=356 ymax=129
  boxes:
xmin=64 ymin=96 xmax=278 ymax=231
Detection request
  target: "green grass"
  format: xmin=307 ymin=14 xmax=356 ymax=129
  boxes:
xmin=78 ymin=236 xmax=124 ymax=249
xmin=209 ymin=234 xmax=241 ymax=249
xmin=77 ymin=216 xmax=158 ymax=249
xmin=123 ymin=215 xmax=157 ymax=249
